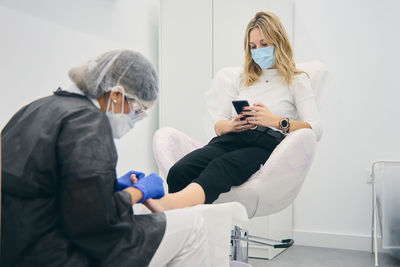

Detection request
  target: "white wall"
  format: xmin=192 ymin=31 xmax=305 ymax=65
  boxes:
xmin=0 ymin=0 xmax=160 ymax=176
xmin=292 ymin=0 xmax=400 ymax=250
xmin=2 ymin=0 xmax=399 ymax=252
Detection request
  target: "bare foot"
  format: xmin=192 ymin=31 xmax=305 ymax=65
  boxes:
xmin=143 ymin=183 xmax=206 ymax=213
xmin=144 ymin=194 xmax=181 ymax=212
xmin=143 ymin=199 xmax=165 ymax=213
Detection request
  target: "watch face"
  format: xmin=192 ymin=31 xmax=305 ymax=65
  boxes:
xmin=281 ymin=119 xmax=288 ymax=128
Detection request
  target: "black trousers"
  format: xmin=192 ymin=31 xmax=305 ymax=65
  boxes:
xmin=166 ymin=129 xmax=284 ymax=203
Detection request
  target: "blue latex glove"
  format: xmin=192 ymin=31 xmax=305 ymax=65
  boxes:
xmin=115 ymin=170 xmax=145 ymax=192
xmin=133 ymin=173 xmax=165 ymax=203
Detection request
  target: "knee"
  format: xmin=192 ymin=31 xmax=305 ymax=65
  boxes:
xmin=166 ymin=163 xmax=187 ymax=187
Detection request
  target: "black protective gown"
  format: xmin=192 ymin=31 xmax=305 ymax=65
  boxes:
xmin=1 ymin=89 xmax=166 ymax=267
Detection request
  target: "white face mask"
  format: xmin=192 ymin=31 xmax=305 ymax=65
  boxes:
xmin=106 ymin=87 xmax=147 ymax=139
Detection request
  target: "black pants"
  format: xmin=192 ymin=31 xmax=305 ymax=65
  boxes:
xmin=166 ymin=129 xmax=284 ymax=203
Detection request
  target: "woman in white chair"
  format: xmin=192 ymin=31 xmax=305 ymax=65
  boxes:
xmin=148 ymin=11 xmax=322 ymax=212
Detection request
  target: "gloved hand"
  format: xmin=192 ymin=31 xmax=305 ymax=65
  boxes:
xmin=115 ymin=170 xmax=145 ymax=192
xmin=132 ymin=173 xmax=165 ymax=203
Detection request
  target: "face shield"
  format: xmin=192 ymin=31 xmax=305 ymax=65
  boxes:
xmin=105 ymin=85 xmax=149 ymax=139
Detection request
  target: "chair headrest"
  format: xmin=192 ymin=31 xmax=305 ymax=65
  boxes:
xmin=296 ymin=61 xmax=329 ymax=101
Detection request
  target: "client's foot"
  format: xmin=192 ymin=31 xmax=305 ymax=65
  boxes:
xmin=145 ymin=183 xmax=207 ymax=212
xmin=143 ymin=198 xmax=166 ymax=213
xmin=145 ymin=194 xmax=181 ymax=212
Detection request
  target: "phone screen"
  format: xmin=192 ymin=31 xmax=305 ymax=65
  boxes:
xmin=232 ymin=100 xmax=250 ymax=120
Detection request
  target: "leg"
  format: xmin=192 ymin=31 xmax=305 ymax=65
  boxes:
xmin=148 ymin=209 xmax=210 ymax=267
xmin=195 ymin=146 xmax=273 ymax=203
xmin=145 ymin=183 xmax=206 ymax=212
xmin=167 ymin=144 xmax=227 ymax=193
xmin=148 ymin=147 xmax=272 ymax=211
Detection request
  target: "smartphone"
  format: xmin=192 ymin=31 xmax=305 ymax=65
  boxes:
xmin=232 ymin=100 xmax=251 ymax=120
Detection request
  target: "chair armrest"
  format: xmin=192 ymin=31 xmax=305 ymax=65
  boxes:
xmin=153 ymin=127 xmax=202 ymax=177
xmin=215 ymin=128 xmax=317 ymax=218
xmin=253 ymin=128 xmax=317 ymax=217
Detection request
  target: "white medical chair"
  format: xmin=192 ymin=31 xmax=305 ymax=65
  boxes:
xmin=153 ymin=61 xmax=328 ymax=262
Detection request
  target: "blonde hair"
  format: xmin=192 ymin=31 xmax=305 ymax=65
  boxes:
xmin=242 ymin=11 xmax=305 ymax=87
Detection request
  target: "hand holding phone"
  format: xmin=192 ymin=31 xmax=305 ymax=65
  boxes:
xmin=230 ymin=100 xmax=257 ymax=132
xmin=232 ymin=100 xmax=251 ymax=120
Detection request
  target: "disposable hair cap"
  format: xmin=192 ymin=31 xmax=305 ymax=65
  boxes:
xmin=69 ymin=49 xmax=159 ymax=106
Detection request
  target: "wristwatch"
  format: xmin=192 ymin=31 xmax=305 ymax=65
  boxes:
xmin=279 ymin=118 xmax=290 ymax=134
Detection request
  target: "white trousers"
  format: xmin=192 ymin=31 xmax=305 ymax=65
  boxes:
xmin=149 ymin=208 xmax=211 ymax=267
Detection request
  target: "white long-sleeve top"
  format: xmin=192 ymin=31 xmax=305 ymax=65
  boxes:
xmin=206 ymin=67 xmax=323 ymax=141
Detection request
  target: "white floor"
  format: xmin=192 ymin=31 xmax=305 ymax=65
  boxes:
xmin=248 ymin=245 xmax=400 ymax=267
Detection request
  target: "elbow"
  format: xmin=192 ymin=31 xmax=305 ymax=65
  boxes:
xmin=308 ymin=121 xmax=323 ymax=142
xmin=214 ymin=121 xmax=222 ymax=136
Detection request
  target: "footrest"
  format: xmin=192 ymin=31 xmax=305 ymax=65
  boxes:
xmin=273 ymin=239 xmax=294 ymax=249
xmin=248 ymin=235 xmax=294 ymax=249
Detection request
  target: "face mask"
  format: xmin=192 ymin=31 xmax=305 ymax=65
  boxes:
xmin=251 ymin=46 xmax=275 ymax=69
xmin=106 ymin=87 xmax=145 ymax=139
xmin=107 ymin=110 xmax=137 ymax=139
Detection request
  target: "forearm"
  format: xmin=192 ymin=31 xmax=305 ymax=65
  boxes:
xmin=255 ymin=115 xmax=311 ymax=133
xmin=237 ymin=103 xmax=314 ymax=134
xmin=287 ymin=119 xmax=311 ymax=133
xmin=214 ymin=120 xmax=232 ymax=136
xmin=124 ymin=187 xmax=144 ymax=204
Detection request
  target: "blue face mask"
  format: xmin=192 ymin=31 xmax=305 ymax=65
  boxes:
xmin=251 ymin=46 xmax=275 ymax=69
